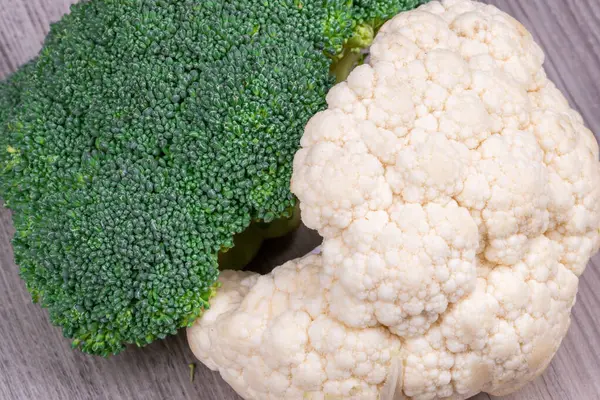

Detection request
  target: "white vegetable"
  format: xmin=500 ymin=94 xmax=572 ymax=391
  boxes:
xmin=187 ymin=1 xmax=600 ymax=399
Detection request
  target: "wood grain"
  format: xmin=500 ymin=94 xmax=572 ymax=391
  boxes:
xmin=0 ymin=1 xmax=599 ymax=399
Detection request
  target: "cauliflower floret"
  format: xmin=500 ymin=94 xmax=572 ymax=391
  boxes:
xmin=322 ymin=201 xmax=478 ymax=337
xmin=188 ymin=255 xmax=402 ymax=399
xmin=403 ymin=237 xmax=578 ymax=399
xmin=189 ymin=1 xmax=600 ymax=399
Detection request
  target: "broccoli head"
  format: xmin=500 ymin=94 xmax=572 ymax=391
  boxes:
xmin=0 ymin=0 xmax=422 ymax=356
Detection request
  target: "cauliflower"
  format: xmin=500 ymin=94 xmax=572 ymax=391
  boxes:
xmin=187 ymin=1 xmax=600 ymax=399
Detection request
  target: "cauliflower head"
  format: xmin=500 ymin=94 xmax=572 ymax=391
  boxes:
xmin=187 ymin=1 xmax=600 ymax=399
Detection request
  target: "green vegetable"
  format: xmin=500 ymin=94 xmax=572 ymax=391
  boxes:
xmin=188 ymin=362 xmax=196 ymax=383
xmin=0 ymin=0 xmax=423 ymax=356
xmin=218 ymin=203 xmax=301 ymax=271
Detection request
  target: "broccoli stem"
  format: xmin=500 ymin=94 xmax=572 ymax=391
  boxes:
xmin=218 ymin=203 xmax=301 ymax=271
xmin=331 ymin=50 xmax=365 ymax=83
xmin=329 ymin=23 xmax=375 ymax=83
xmin=217 ymin=224 xmax=265 ymax=271
xmin=188 ymin=363 xmax=196 ymax=383
xmin=259 ymin=202 xmax=302 ymax=239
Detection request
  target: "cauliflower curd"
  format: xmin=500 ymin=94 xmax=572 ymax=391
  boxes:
xmin=188 ymin=1 xmax=600 ymax=399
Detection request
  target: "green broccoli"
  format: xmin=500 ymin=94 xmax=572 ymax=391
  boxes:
xmin=0 ymin=0 xmax=423 ymax=356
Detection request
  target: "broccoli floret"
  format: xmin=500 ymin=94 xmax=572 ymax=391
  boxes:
xmin=0 ymin=61 xmax=33 ymax=127
xmin=0 ymin=0 xmax=423 ymax=356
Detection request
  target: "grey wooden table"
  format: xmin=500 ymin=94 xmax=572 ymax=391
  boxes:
xmin=0 ymin=1 xmax=599 ymax=399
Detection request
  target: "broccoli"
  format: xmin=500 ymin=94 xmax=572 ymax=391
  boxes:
xmin=0 ymin=0 xmax=422 ymax=356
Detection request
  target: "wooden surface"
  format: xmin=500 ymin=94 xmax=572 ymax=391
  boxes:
xmin=0 ymin=0 xmax=599 ymax=399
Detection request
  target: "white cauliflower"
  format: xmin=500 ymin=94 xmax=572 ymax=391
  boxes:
xmin=187 ymin=1 xmax=600 ymax=399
